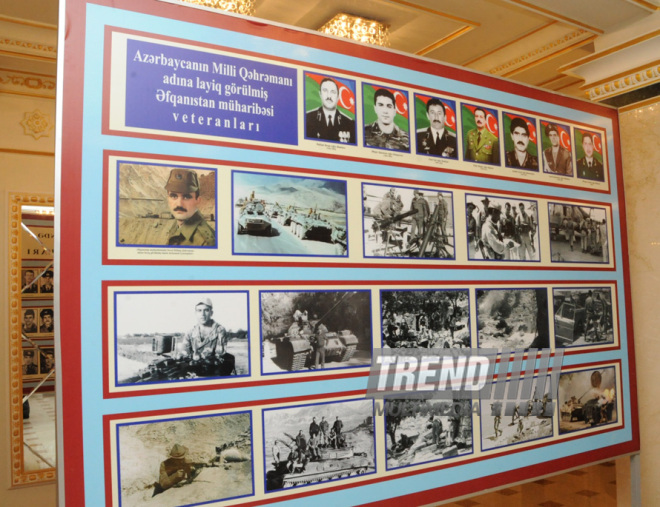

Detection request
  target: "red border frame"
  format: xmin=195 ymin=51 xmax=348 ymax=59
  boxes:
xmin=58 ymin=1 xmax=639 ymax=506
xmin=102 ymin=150 xmax=617 ymax=270
xmin=102 ymin=25 xmax=612 ymax=195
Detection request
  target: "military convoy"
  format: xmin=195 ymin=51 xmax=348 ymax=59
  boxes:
xmin=237 ymin=200 xmax=273 ymax=235
xmin=289 ymin=210 xmax=335 ymax=242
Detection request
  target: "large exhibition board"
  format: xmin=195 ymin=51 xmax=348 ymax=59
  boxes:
xmin=56 ymin=0 xmax=639 ymax=505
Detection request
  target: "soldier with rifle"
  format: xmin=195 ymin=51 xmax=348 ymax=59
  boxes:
xmin=153 ymin=444 xmax=212 ymax=496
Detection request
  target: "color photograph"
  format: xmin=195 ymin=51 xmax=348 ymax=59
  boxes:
xmin=462 ymin=104 xmax=500 ymax=165
xmin=414 ymin=94 xmax=458 ymax=159
xmin=541 ymin=121 xmax=573 ymax=177
xmin=559 ymin=367 xmax=617 ymax=434
xmin=362 ymin=83 xmax=410 ymax=152
xmin=574 ymin=129 xmax=606 ymax=182
xmin=304 ymin=72 xmax=357 ymax=145
xmin=503 ymin=112 xmax=539 ymax=171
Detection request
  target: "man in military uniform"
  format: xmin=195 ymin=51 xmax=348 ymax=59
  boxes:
xmin=22 ymin=309 xmax=38 ymax=334
xmin=409 ymin=190 xmax=430 ymax=239
xmin=153 ymin=444 xmax=203 ymax=496
xmin=543 ymin=123 xmax=572 ymax=176
xmin=40 ymin=269 xmax=54 ymax=293
xmin=182 ymin=298 xmax=234 ymax=376
xmin=480 ymin=203 xmax=515 ymax=260
xmin=576 ymin=132 xmax=604 ymax=181
xmin=332 ymin=416 xmax=344 ymax=448
xmin=39 ymin=308 xmax=54 ymax=333
xmin=22 ymin=350 xmax=38 ymax=375
xmin=165 ymin=168 xmax=216 ymax=247
xmin=312 ymin=318 xmax=328 ymax=370
xmin=505 ymin=117 xmax=538 ymax=171
xmin=516 ymin=202 xmax=536 ymax=260
xmin=306 ymin=77 xmax=355 ymax=144
xmin=364 ymin=88 xmax=410 ymax=152
xmin=464 ymin=107 xmax=499 ymax=164
xmin=416 ymin=98 xmax=457 ymax=158
xmin=434 ymin=192 xmax=449 ymax=244
xmin=22 ymin=269 xmax=39 ymax=294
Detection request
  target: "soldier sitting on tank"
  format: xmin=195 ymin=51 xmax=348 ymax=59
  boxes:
xmin=181 ymin=298 xmax=234 ymax=377
xmin=308 ymin=433 xmax=321 ymax=460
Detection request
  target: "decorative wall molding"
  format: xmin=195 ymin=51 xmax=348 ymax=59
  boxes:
xmin=0 ymin=37 xmax=57 ymax=60
xmin=0 ymin=69 xmax=56 ymax=98
xmin=587 ymin=63 xmax=660 ymax=101
xmin=20 ymin=109 xmax=54 ymax=140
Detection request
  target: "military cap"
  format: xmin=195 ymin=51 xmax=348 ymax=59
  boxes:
xmin=195 ymin=298 xmax=213 ymax=309
xmin=488 ymin=202 xmax=502 ymax=213
xmin=40 ymin=308 xmax=54 ymax=318
xmin=165 ymin=169 xmax=199 ymax=193
xmin=43 ymin=270 xmax=53 ymax=278
xmin=481 ymin=197 xmax=491 ymax=206
xmin=510 ymin=117 xmax=529 ymax=135
xmin=169 ymin=444 xmax=188 ymax=459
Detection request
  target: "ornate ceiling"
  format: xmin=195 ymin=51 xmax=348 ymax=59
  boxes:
xmin=1 ymin=0 xmax=658 ymax=106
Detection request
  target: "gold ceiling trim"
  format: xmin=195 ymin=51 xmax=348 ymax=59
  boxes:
xmin=177 ymin=0 xmax=256 ymax=16
xmin=0 ymin=69 xmax=56 ymax=98
xmin=385 ymin=0 xmax=479 ymax=27
xmin=586 ymin=63 xmax=660 ymax=101
xmin=486 ymin=30 xmax=594 ymax=77
xmin=626 ymin=0 xmax=660 ymax=11
xmin=0 ymin=147 xmax=55 ymax=156
xmin=504 ymin=0 xmax=604 ymax=34
xmin=559 ymin=29 xmax=660 ymax=71
xmin=0 ymin=14 xmax=58 ymax=31
xmin=0 ymin=39 xmax=57 ymax=61
xmin=535 ymin=73 xmax=571 ymax=88
xmin=553 ymin=78 xmax=584 ymax=92
xmin=619 ymin=95 xmax=660 ymax=113
xmin=416 ymin=26 xmax=475 ymax=56
xmin=580 ymin=59 xmax=660 ymax=89
xmin=462 ymin=21 xmax=556 ymax=66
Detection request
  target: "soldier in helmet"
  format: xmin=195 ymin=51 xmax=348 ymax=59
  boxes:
xmin=165 ymin=168 xmax=216 ymax=246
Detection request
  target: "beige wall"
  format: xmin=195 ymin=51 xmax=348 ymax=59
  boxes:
xmin=0 ymin=84 xmax=56 ymax=503
xmin=620 ymin=99 xmax=660 ymax=506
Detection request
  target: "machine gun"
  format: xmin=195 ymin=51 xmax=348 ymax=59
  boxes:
xmin=372 ymin=209 xmax=418 ymax=230
xmin=123 ymin=334 xmax=235 ymax=384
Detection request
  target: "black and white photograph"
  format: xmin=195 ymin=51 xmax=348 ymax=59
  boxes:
xmin=263 ymin=399 xmax=375 ymax=492
xmin=22 ymin=348 xmax=39 ymax=377
xmin=116 ymin=411 xmax=253 ymax=507
xmin=116 ymin=161 xmax=217 ymax=248
xmin=39 ymin=347 xmax=55 ymax=375
xmin=22 ymin=307 xmax=38 ymax=335
xmin=548 ymin=203 xmax=609 ymax=264
xmin=39 ymin=269 xmax=54 ymax=294
xmin=480 ymin=378 xmax=553 ymax=452
xmin=381 ymin=289 xmax=470 ymax=348
xmin=38 ymin=307 xmax=54 ymax=334
xmin=559 ymin=367 xmax=617 ymax=434
xmin=476 ymin=288 xmax=550 ymax=349
xmin=363 ymin=184 xmax=455 ymax=259
xmin=260 ymin=290 xmax=372 ymax=374
xmin=21 ymin=268 xmax=40 ymax=294
xmin=553 ymin=287 xmax=615 ymax=348
xmin=385 ymin=399 xmax=472 ymax=470
xmin=232 ymin=171 xmax=348 ymax=257
xmin=114 ymin=290 xmax=249 ymax=386
xmin=466 ymin=194 xmax=540 ymax=262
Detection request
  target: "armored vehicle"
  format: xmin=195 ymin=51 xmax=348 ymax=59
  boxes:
xmin=237 ymin=201 xmax=272 ymax=235
xmin=289 ymin=210 xmax=334 ymax=242
xmin=266 ymin=445 xmax=373 ymax=491
xmin=264 ymin=326 xmax=358 ymax=371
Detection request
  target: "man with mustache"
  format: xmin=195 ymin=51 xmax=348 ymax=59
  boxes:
xmin=542 ymin=123 xmax=572 ymax=176
xmin=364 ymin=88 xmax=410 ymax=152
xmin=416 ymin=98 xmax=457 ymax=158
xmin=305 ymin=77 xmax=355 ymax=144
xmin=165 ymin=168 xmax=216 ymax=247
xmin=505 ymin=117 xmax=538 ymax=171
xmin=464 ymin=107 xmax=499 ymax=164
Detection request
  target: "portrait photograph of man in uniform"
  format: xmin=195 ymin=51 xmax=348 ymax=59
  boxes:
xmin=575 ymin=129 xmax=605 ymax=182
xmin=116 ymin=162 xmax=217 ymax=248
xmin=414 ymin=94 xmax=458 ymax=159
xmin=541 ymin=121 xmax=573 ymax=177
xmin=362 ymin=84 xmax=410 ymax=152
xmin=304 ymin=72 xmax=356 ymax=145
xmin=113 ymin=290 xmax=249 ymax=387
xmin=503 ymin=113 xmax=539 ymax=172
xmin=462 ymin=104 xmax=500 ymax=165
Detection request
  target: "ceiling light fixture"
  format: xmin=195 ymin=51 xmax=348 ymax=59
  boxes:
xmin=319 ymin=13 xmax=390 ymax=47
xmin=179 ymin=0 xmax=256 ymax=16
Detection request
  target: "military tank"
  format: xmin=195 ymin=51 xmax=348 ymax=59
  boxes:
xmin=266 ymin=446 xmax=373 ymax=491
xmin=237 ymin=200 xmax=272 ymax=235
xmin=289 ymin=210 xmax=334 ymax=242
xmin=264 ymin=327 xmax=358 ymax=371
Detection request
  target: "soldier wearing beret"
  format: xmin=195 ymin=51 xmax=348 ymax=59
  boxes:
xmin=165 ymin=169 xmax=216 ymax=247
xmin=40 ymin=308 xmax=54 ymax=333
xmin=465 ymin=108 xmax=499 ymax=164
xmin=505 ymin=117 xmax=538 ymax=171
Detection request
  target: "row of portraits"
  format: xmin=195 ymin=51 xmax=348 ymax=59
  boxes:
xmin=111 ymin=364 xmax=619 ymax=506
xmin=21 ymin=306 xmax=54 ymax=336
xmin=303 ymin=72 xmax=606 ymax=183
xmin=22 ymin=347 xmax=56 ymax=377
xmin=21 ymin=268 xmax=55 ymax=296
xmin=112 ymin=162 xmax=612 ymax=265
xmin=109 ymin=285 xmax=618 ymax=391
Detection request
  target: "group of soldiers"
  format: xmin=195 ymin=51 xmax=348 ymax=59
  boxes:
xmin=273 ymin=416 xmax=346 ymax=473
xmin=468 ymin=197 xmax=537 ymax=260
xmin=371 ymin=187 xmax=450 ymax=256
xmin=559 ymin=214 xmax=607 ymax=260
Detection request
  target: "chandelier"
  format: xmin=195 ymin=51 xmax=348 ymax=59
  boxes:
xmin=178 ymin=0 xmax=256 ymax=16
xmin=319 ymin=13 xmax=390 ymax=47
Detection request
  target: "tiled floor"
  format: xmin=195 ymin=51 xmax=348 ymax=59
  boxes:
xmin=442 ymin=461 xmax=617 ymax=506
xmin=23 ymin=391 xmax=57 ymax=470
